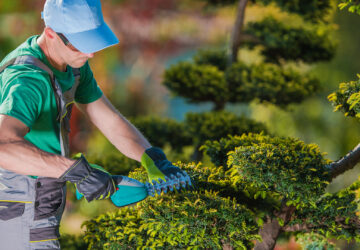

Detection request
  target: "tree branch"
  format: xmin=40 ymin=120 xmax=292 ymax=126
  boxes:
xmin=283 ymin=217 xmax=360 ymax=232
xmin=230 ymin=0 xmax=248 ymax=64
xmin=254 ymin=201 xmax=295 ymax=250
xmin=328 ymin=143 xmax=360 ymax=180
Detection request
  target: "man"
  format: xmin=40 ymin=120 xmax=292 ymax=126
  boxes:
xmin=0 ymin=0 xmax=190 ymax=249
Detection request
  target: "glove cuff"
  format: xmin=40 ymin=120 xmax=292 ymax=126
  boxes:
xmin=60 ymin=154 xmax=91 ymax=183
xmin=144 ymin=147 xmax=167 ymax=162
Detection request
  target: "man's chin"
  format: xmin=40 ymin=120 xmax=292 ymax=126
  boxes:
xmin=69 ymin=60 xmax=88 ymax=68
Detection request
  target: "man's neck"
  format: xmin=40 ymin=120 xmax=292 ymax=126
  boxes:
xmin=37 ymin=34 xmax=67 ymax=72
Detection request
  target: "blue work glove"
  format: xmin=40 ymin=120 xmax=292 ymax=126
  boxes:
xmin=141 ymin=147 xmax=189 ymax=183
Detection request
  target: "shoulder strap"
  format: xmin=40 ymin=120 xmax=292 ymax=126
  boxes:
xmin=0 ymin=55 xmax=61 ymax=120
xmin=0 ymin=55 xmax=54 ymax=77
xmin=0 ymin=55 xmax=81 ymax=122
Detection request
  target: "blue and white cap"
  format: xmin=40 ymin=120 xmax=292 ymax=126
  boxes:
xmin=42 ymin=0 xmax=119 ymax=53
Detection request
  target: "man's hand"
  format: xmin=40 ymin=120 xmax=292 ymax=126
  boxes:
xmin=60 ymin=154 xmax=116 ymax=202
xmin=141 ymin=147 xmax=190 ymax=184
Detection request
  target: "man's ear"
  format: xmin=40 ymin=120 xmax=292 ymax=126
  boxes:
xmin=44 ymin=27 xmax=56 ymax=40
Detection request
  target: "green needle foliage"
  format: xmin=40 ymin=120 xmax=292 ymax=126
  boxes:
xmin=205 ymin=134 xmax=331 ymax=206
xmin=255 ymin=0 xmax=333 ymax=22
xmin=83 ymin=165 xmax=260 ymax=249
xmin=328 ymin=77 xmax=360 ymax=119
xmin=164 ymin=48 xmax=322 ymax=109
xmin=245 ymin=16 xmax=336 ymax=63
xmin=131 ymin=116 xmax=193 ymax=152
xmin=296 ymin=233 xmax=339 ymax=250
xmin=184 ymin=111 xmax=267 ymax=147
xmin=163 ymin=61 xmax=229 ymax=108
xmin=202 ymin=0 xmax=333 ymax=22
xmin=293 ymin=181 xmax=360 ymax=242
xmin=339 ymin=0 xmax=360 ymax=15
xmin=226 ymin=61 xmax=320 ymax=105
xmin=83 ymin=135 xmax=359 ymax=249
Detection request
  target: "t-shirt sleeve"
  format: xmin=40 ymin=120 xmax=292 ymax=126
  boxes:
xmin=75 ymin=61 xmax=103 ymax=104
xmin=0 ymin=75 xmax=48 ymax=128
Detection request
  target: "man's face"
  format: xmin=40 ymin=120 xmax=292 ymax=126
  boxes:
xmin=56 ymin=33 xmax=94 ymax=68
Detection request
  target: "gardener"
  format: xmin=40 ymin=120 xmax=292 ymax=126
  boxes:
xmin=0 ymin=0 xmax=190 ymax=249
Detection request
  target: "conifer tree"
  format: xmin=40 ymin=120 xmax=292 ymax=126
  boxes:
xmin=81 ymin=1 xmax=360 ymax=249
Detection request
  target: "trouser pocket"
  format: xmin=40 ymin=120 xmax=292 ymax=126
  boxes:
xmin=0 ymin=201 xmax=26 ymax=220
xmin=30 ymin=226 xmax=60 ymax=243
xmin=34 ymin=178 xmax=66 ymax=221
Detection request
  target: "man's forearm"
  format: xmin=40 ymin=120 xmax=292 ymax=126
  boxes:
xmin=78 ymin=95 xmax=151 ymax=162
xmin=100 ymin=112 xmax=151 ymax=161
xmin=0 ymin=138 xmax=74 ymax=178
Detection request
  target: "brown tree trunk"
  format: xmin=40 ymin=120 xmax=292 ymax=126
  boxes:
xmin=254 ymin=218 xmax=282 ymax=250
xmin=254 ymin=203 xmax=296 ymax=250
xmin=230 ymin=0 xmax=248 ymax=64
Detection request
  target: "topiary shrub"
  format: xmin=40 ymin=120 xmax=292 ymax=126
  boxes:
xmin=83 ymin=163 xmax=260 ymax=249
xmin=131 ymin=116 xmax=193 ymax=152
xmin=328 ymin=78 xmax=360 ymax=119
xmin=82 ymin=134 xmax=360 ymax=249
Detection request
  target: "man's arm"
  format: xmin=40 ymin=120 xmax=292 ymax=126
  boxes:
xmin=77 ymin=95 xmax=151 ymax=162
xmin=0 ymin=114 xmax=74 ymax=177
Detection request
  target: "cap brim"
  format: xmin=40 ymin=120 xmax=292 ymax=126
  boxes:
xmin=64 ymin=22 xmax=119 ymax=53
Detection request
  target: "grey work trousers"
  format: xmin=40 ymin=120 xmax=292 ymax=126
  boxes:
xmin=0 ymin=168 xmax=66 ymax=249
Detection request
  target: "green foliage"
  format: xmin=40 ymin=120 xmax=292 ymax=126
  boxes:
xmin=328 ymin=77 xmax=360 ymax=119
xmin=59 ymin=234 xmax=88 ymax=250
xmin=83 ymin=135 xmax=360 ymax=249
xmin=185 ymin=111 xmax=267 ymax=147
xmin=245 ymin=16 xmax=336 ymax=63
xmin=339 ymin=0 xmax=360 ymax=15
xmin=226 ymin=61 xmax=320 ymax=105
xmin=296 ymin=233 xmax=339 ymax=250
xmin=255 ymin=0 xmax=333 ymax=22
xmin=202 ymin=0 xmax=333 ymax=21
xmin=293 ymin=181 xmax=360 ymax=242
xmin=202 ymin=133 xmax=283 ymax=168
xmin=193 ymin=48 xmax=228 ymax=71
xmin=131 ymin=116 xmax=193 ymax=152
xmin=86 ymin=151 xmax=139 ymax=176
xmin=83 ymin=164 xmax=260 ymax=249
xmin=164 ymin=49 xmax=320 ymax=107
xmin=0 ymin=37 xmax=14 ymax=59
xmin=163 ymin=62 xmax=229 ymax=107
xmin=225 ymin=134 xmax=330 ymax=205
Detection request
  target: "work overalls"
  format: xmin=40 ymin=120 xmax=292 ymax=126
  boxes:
xmin=0 ymin=55 xmax=80 ymax=249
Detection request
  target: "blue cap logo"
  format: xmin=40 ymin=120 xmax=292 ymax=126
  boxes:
xmin=42 ymin=0 xmax=119 ymax=53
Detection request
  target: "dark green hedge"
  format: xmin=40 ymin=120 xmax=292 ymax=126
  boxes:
xmin=131 ymin=116 xmax=193 ymax=152
xmin=245 ymin=16 xmax=336 ymax=63
xmin=185 ymin=111 xmax=267 ymax=146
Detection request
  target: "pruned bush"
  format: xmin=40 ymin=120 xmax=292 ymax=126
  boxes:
xmin=185 ymin=111 xmax=267 ymax=147
xmin=226 ymin=62 xmax=320 ymax=105
xmin=245 ymin=16 xmax=336 ymax=63
xmin=83 ymin=164 xmax=260 ymax=249
xmin=131 ymin=116 xmax=193 ymax=152
xmin=328 ymin=78 xmax=360 ymax=119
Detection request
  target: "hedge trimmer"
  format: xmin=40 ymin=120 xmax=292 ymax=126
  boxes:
xmin=76 ymin=171 xmax=193 ymax=207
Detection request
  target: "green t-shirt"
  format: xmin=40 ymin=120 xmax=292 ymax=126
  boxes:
xmin=0 ymin=35 xmax=103 ymax=155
